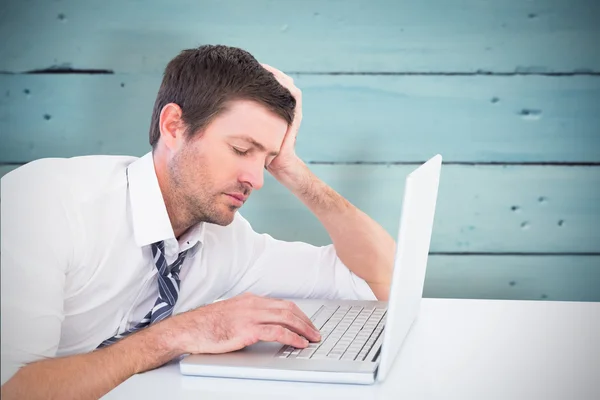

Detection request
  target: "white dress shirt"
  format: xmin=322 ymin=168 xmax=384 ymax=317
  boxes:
xmin=0 ymin=151 xmax=375 ymax=384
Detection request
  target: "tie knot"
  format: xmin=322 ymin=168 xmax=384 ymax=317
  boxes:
xmin=151 ymin=241 xmax=188 ymax=277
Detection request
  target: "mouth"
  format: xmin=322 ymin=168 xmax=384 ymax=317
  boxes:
xmin=224 ymin=193 xmax=247 ymax=206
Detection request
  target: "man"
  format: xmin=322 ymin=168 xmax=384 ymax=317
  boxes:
xmin=1 ymin=45 xmax=394 ymax=398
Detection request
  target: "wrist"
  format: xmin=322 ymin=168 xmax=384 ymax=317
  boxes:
xmin=147 ymin=317 xmax=185 ymax=360
xmin=271 ymin=157 xmax=311 ymax=192
xmin=118 ymin=318 xmax=183 ymax=374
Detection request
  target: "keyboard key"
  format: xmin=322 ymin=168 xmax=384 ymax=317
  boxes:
xmin=296 ymin=347 xmax=317 ymax=359
xmin=275 ymin=305 xmax=388 ymax=362
xmin=311 ymin=306 xmax=337 ymax=330
xmin=287 ymin=348 xmax=303 ymax=358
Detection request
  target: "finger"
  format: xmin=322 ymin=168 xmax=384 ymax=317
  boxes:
xmin=256 ymin=324 xmax=310 ymax=349
xmin=261 ymin=63 xmax=294 ymax=85
xmin=261 ymin=63 xmax=283 ymax=79
xmin=261 ymin=63 xmax=277 ymax=73
xmin=261 ymin=298 xmax=318 ymax=333
xmin=261 ymin=63 xmax=286 ymax=78
xmin=260 ymin=297 xmax=317 ymax=330
xmin=238 ymin=294 xmax=321 ymax=341
xmin=259 ymin=308 xmax=321 ymax=342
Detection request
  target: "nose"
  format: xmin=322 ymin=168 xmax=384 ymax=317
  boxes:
xmin=239 ymin=162 xmax=265 ymax=191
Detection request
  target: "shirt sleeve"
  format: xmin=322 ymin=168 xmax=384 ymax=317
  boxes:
xmin=1 ymin=161 xmax=73 ymax=385
xmin=221 ymin=213 xmax=376 ymax=301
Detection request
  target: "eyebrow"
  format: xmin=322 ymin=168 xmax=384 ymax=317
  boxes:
xmin=232 ymin=135 xmax=279 ymax=157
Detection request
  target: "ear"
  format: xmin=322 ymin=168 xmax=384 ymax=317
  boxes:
xmin=159 ymin=103 xmax=187 ymax=151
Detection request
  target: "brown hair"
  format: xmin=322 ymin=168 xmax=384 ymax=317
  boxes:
xmin=149 ymin=45 xmax=296 ymax=148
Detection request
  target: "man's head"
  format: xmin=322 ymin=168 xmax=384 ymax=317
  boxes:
xmin=149 ymin=45 xmax=296 ymax=232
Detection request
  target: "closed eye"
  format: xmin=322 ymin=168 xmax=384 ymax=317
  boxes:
xmin=232 ymin=147 xmax=249 ymax=156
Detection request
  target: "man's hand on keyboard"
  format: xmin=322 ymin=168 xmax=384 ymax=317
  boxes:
xmin=156 ymin=292 xmax=321 ymax=355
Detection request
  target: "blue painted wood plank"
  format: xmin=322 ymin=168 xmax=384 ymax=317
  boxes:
xmin=424 ymin=255 xmax=600 ymax=302
xmin=2 ymin=163 xmax=599 ymax=253
xmin=0 ymin=0 xmax=598 ymax=73
xmin=1 ymin=74 xmax=599 ymax=163
xmin=0 ymin=165 xmax=15 ymax=176
xmin=1 ymin=164 xmax=598 ymax=301
xmin=241 ymin=164 xmax=600 ymax=253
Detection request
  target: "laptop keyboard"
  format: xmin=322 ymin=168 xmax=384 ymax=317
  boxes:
xmin=276 ymin=305 xmax=387 ymax=361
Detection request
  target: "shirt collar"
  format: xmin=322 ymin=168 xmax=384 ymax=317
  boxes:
xmin=127 ymin=152 xmax=204 ymax=256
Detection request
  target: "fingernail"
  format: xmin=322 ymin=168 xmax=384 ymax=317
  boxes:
xmin=303 ymin=339 xmax=309 ymax=346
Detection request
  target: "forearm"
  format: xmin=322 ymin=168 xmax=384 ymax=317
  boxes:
xmin=1 ymin=321 xmax=180 ymax=400
xmin=277 ymin=160 xmax=395 ymax=300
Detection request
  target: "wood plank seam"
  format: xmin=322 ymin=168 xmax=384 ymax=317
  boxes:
xmin=286 ymin=71 xmax=600 ymax=76
xmin=309 ymin=162 xmax=600 ymax=166
xmin=431 ymin=252 xmax=600 ymax=256
xmin=6 ymin=70 xmax=600 ymax=77
xmin=5 ymin=161 xmax=600 ymax=166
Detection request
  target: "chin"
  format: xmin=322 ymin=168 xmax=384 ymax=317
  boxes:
xmin=206 ymin=208 xmax=237 ymax=226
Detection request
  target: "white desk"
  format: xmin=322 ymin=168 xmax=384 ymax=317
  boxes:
xmin=103 ymin=298 xmax=600 ymax=400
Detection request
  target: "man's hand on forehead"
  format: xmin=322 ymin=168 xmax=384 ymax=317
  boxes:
xmin=260 ymin=63 xmax=305 ymax=184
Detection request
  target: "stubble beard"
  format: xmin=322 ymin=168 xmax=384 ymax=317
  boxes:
xmin=168 ymin=150 xmax=236 ymax=229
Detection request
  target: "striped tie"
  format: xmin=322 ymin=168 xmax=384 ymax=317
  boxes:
xmin=97 ymin=241 xmax=188 ymax=348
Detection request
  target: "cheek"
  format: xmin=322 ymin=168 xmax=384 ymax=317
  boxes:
xmin=206 ymin=151 xmax=240 ymax=185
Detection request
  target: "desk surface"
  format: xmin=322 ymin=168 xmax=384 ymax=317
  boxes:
xmin=103 ymin=298 xmax=600 ymax=400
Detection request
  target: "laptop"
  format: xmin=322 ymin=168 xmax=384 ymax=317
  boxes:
xmin=179 ymin=154 xmax=442 ymax=384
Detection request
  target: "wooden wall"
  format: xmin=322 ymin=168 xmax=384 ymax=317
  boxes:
xmin=1 ymin=0 xmax=599 ymax=301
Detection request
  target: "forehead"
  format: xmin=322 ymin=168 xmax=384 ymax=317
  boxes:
xmin=208 ymin=100 xmax=288 ymax=147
